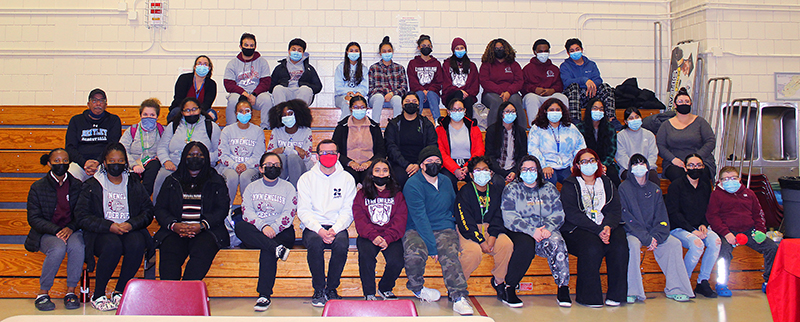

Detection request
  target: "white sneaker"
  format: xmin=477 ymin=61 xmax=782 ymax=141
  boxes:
xmin=605 ymin=299 xmax=621 ymax=307
xmin=90 ymin=295 xmax=117 ymax=311
xmin=275 ymin=245 xmax=290 ymax=261
xmin=453 ymin=297 xmax=474 ymax=315
xmin=413 ymin=287 xmax=441 ymax=302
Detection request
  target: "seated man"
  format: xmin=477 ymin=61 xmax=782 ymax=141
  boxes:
xmin=706 ymin=166 xmax=778 ymax=297
xmin=270 ymin=38 xmax=323 ymax=107
xmin=522 ymin=39 xmax=568 ymax=121
xmin=223 ymin=32 xmax=272 ymax=128
xmin=65 ymin=88 xmax=122 ymax=181
xmin=559 ymin=38 xmax=618 ymax=127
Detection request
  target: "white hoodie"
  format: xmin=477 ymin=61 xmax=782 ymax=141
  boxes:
xmin=296 ymin=160 xmax=356 ymax=233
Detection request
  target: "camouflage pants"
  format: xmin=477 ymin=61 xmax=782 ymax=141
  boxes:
xmin=403 ymin=229 xmax=468 ymax=300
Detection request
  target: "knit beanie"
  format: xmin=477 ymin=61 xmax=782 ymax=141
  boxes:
xmin=418 ymin=145 xmax=442 ymax=164
xmin=451 ymin=37 xmax=467 ymax=53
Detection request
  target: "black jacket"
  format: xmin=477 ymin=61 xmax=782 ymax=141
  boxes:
xmin=560 ymin=175 xmax=622 ymax=235
xmin=455 ymin=178 xmax=506 ymax=243
xmin=24 ymin=172 xmax=83 ymax=252
xmin=332 ymin=117 xmax=386 ymax=166
xmin=154 ymin=171 xmax=230 ymax=249
xmin=484 ymin=122 xmax=528 ymax=177
xmin=65 ymin=110 xmax=122 ymax=168
xmin=269 ymin=58 xmax=323 ymax=94
xmin=384 ymin=115 xmax=438 ymax=169
xmin=170 ymin=72 xmax=218 ymax=113
xmin=75 ymin=174 xmax=154 ymax=272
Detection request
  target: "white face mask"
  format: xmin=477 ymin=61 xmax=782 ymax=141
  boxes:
xmin=536 ymin=52 xmax=549 ymax=63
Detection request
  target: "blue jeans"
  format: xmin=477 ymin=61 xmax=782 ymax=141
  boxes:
xmin=670 ymin=228 xmax=721 ymax=282
xmin=416 ymin=90 xmax=441 ymax=120
xmin=545 ymin=167 xmax=572 ymax=185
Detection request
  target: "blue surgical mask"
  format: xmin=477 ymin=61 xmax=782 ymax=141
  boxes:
xmin=722 ymin=180 xmax=741 ymax=193
xmin=521 ymin=170 xmax=538 ymax=184
xmin=536 ymin=52 xmax=549 ymax=63
xmin=627 ymin=118 xmax=642 ymax=131
xmin=450 ymin=111 xmax=465 ymax=123
xmin=631 ymin=164 xmax=648 ymax=178
xmin=237 ymin=112 xmax=251 ymax=124
xmin=473 ymin=170 xmax=491 ymax=186
xmin=195 ymin=65 xmax=209 ymax=77
xmin=591 ymin=110 xmax=604 ymax=121
xmin=282 ymin=115 xmax=296 ymax=128
xmin=580 ymin=162 xmax=598 ymax=177
xmin=570 ymin=51 xmax=583 ymax=60
xmin=289 ymin=51 xmax=303 ymax=61
xmin=503 ymin=112 xmax=517 ymax=124
xmin=381 ymin=52 xmax=393 ymax=62
xmin=547 ymin=111 xmax=562 ymax=123
xmin=347 ymin=52 xmax=360 ymax=62
xmin=352 ymin=109 xmax=367 ymax=120
xmin=454 ymin=50 xmax=466 ymax=59
xmin=141 ymin=117 xmax=158 ymax=131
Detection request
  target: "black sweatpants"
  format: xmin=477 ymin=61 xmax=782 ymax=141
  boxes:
xmin=138 ymin=160 xmax=161 ymax=197
xmin=562 ymin=226 xmax=629 ymax=306
xmin=356 ymin=237 xmax=405 ymax=296
xmin=235 ymin=222 xmax=296 ymax=296
xmin=303 ymin=226 xmax=349 ymax=292
xmin=93 ymin=231 xmax=147 ymax=296
xmin=158 ymin=230 xmax=220 ymax=281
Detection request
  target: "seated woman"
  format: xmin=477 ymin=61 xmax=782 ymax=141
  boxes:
xmin=332 ymin=96 xmax=386 ymax=184
xmin=234 ymin=152 xmax=296 ymax=311
xmin=528 ymin=98 xmax=586 ymax=185
xmin=657 ymin=87 xmax=716 ymax=182
xmin=616 ymin=107 xmax=659 ymax=184
xmin=576 ymin=98 xmax=619 ymax=186
xmin=26 ymin=148 xmax=84 ymax=311
xmin=479 ymin=38 xmax=526 ymax=128
xmin=368 ymin=36 xmax=408 ymax=121
xmin=217 ymin=98 xmax=266 ymax=208
xmin=441 ymin=37 xmax=479 ymax=120
xmin=169 ymin=55 xmax=217 ymax=121
xmin=407 ymin=34 xmax=443 ymax=121
xmin=267 ymin=99 xmax=314 ymax=187
xmin=384 ymin=92 xmax=438 ymax=187
xmin=619 ymin=153 xmax=694 ymax=303
xmin=335 ymin=42 xmax=369 ymax=119
xmin=560 ymin=148 xmax=628 ymax=308
xmin=502 ymin=155 xmax=570 ymax=308
xmin=484 ymin=102 xmax=527 ymax=183
xmin=119 ymin=98 xmax=164 ymax=197
xmin=353 ymin=159 xmax=408 ymax=301
xmin=436 ymin=98 xmax=484 ymax=191
xmin=154 ymin=142 xmax=230 ymax=281
xmin=666 ymin=153 xmax=720 ymax=298
xmin=75 ymin=143 xmax=154 ymax=311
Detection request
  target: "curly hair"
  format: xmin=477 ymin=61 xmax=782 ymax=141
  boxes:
xmin=268 ymin=99 xmax=313 ymax=129
xmin=532 ymin=98 xmax=571 ymax=129
xmin=481 ymin=38 xmax=516 ymax=63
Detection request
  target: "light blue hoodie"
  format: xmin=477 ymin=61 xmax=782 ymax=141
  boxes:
xmin=559 ymin=55 xmax=603 ymax=89
xmin=334 ymin=61 xmax=369 ymax=97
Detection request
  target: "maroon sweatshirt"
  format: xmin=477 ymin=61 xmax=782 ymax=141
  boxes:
xmin=407 ymin=56 xmax=443 ymax=93
xmin=441 ymin=58 xmax=480 ymax=99
xmin=522 ymin=57 xmax=563 ymax=95
xmin=705 ymin=184 xmax=767 ymax=237
xmin=353 ymin=188 xmax=408 ymax=244
xmin=479 ymin=59 xmax=523 ymax=95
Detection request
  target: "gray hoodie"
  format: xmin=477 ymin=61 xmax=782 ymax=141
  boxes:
xmin=157 ymin=115 xmax=221 ymax=166
xmin=618 ymin=157 xmax=670 ymax=244
xmin=501 ymin=180 xmax=565 ymax=236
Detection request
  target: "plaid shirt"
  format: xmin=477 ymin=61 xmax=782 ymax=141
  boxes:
xmin=368 ymin=61 xmax=408 ymax=97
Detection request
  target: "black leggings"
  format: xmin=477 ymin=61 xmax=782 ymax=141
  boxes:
xmin=356 ymin=237 xmax=405 ymax=296
xmin=94 ymin=231 xmax=147 ymax=297
xmin=158 ymin=230 xmax=220 ymax=281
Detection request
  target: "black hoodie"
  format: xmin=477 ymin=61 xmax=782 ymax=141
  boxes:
xmin=65 ymin=110 xmax=122 ymax=167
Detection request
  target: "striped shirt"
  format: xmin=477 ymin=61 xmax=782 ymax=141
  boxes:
xmin=181 ymin=191 xmax=202 ymax=224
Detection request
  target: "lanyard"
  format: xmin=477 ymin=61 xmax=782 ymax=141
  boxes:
xmin=472 ymin=183 xmax=490 ymax=235
xmin=549 ymin=125 xmax=561 ymax=153
xmin=194 ymin=79 xmax=205 ymax=99
xmin=185 ymin=121 xmax=198 ymax=143
xmin=139 ymin=126 xmax=154 ymax=152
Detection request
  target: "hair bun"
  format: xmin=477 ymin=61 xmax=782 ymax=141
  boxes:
xmin=678 ymin=87 xmax=689 ymax=95
xmin=382 ymin=36 xmax=390 ymax=43
xmin=39 ymin=154 xmax=50 ymax=166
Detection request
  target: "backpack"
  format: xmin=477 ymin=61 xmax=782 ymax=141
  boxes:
xmin=129 ymin=122 xmax=164 ymax=139
xmin=172 ymin=118 xmax=214 ymax=141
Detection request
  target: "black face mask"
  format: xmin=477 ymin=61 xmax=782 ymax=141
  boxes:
xmin=51 ymin=163 xmax=69 ymax=177
xmin=675 ymin=104 xmax=692 ymax=115
xmin=106 ymin=163 xmax=126 ymax=177
xmin=263 ymin=166 xmax=282 ymax=180
xmin=186 ymin=157 xmax=205 ymax=171
xmin=373 ymin=176 xmax=389 ymax=187
xmin=687 ymin=168 xmax=704 ymax=180
xmin=424 ymin=163 xmax=441 ymax=177
xmin=241 ymin=47 xmax=255 ymax=57
xmin=494 ymin=48 xmax=506 ymax=59
xmin=403 ymin=103 xmax=419 ymax=115
xmin=420 ymin=47 xmax=432 ymax=56
xmin=184 ymin=114 xmax=200 ymax=124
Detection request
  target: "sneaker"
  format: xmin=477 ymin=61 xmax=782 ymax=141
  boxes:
xmin=452 ymin=297 xmax=474 ymax=315
xmin=365 ymin=295 xmax=379 ymax=301
xmin=694 ymin=280 xmax=718 ymax=298
xmin=275 ymin=245 xmax=290 ymax=261
xmin=605 ymin=299 xmax=621 ymax=307
xmin=91 ymin=295 xmax=117 ymax=311
xmin=627 ymin=296 xmax=637 ymax=304
xmin=254 ymin=296 xmax=271 ymax=311
xmin=582 ymin=302 xmax=604 ymax=308
xmin=111 ymin=292 xmax=123 ymax=307
xmin=379 ymin=290 xmax=398 ymax=300
xmin=557 ymin=286 xmax=572 ymax=307
xmin=666 ymin=294 xmax=690 ymax=302
xmin=502 ymin=285 xmax=523 ymax=308
xmin=34 ymin=295 xmax=55 ymax=311
xmin=762 ymin=282 xmax=767 ymax=294
xmin=412 ymin=287 xmax=441 ymax=302
xmin=326 ymin=288 xmax=342 ymax=301
xmin=311 ymin=290 xmax=327 ymax=307
xmin=716 ymin=283 xmax=732 ymax=297
xmin=491 ymin=277 xmax=507 ymax=302
xmin=64 ymin=293 xmax=80 ymax=310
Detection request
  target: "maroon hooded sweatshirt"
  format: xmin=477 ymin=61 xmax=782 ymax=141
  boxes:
xmin=441 ymin=58 xmax=480 ymax=99
xmin=353 ymin=189 xmax=408 ymax=244
xmin=479 ymin=59 xmax=523 ymax=95
xmin=407 ymin=55 xmax=443 ymax=93
xmin=522 ymin=57 xmax=563 ymax=95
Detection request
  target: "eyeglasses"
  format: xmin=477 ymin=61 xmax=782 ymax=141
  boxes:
xmin=261 ymin=162 xmax=280 ymax=167
xmin=90 ymin=98 xmax=107 ymax=104
xmin=578 ymin=158 xmax=597 ymax=165
xmin=450 ymin=108 xmax=466 ymax=113
xmin=318 ymin=151 xmax=337 ymax=156
xmin=520 ymin=167 xmax=538 ymax=172
xmin=686 ymin=163 xmax=704 ymax=169
xmin=720 ymin=176 xmax=740 ymax=182
xmin=424 ymin=161 xmax=442 ymax=166
xmin=183 ymin=107 xmax=200 ymax=113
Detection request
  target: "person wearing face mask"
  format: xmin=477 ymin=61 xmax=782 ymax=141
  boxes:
xmin=657 ymin=87 xmax=716 ymax=182
xmin=217 ymin=99 xmax=266 ymax=207
xmin=706 ymin=166 xmax=778 ymax=297
xmin=353 ymin=159 xmax=408 ymax=301
xmin=169 ymin=55 xmax=218 ymax=122
xmin=616 ymin=107 xmax=659 ymax=184
xmin=407 ymin=34 xmax=444 ymax=122
xmin=522 ymin=39 xmax=569 ymax=124
xmin=267 ymin=99 xmax=314 ymax=187
xmin=528 ymin=98 xmax=587 ymax=185
xmin=560 ymin=38 xmax=618 ymax=127
xmin=436 ymin=98 xmax=485 ymax=192
xmin=480 ymin=38 xmax=526 ymax=128
xmin=296 ymin=140 xmax=356 ymax=307
xmin=224 ymin=33 xmax=272 ymax=128
xmin=154 ymin=142 xmax=230 ymax=282
xmin=153 ymin=97 xmax=221 ymax=204
xmin=384 ymin=92 xmax=438 ymax=187
xmin=402 ymin=146 xmax=474 ymax=315
xmin=501 ymin=155 xmax=571 ymax=308
xmin=26 ymin=148 xmax=84 ymax=311
xmin=75 ymin=143 xmax=154 ymax=311
xmin=270 ymin=38 xmax=323 ymax=107
xmin=485 ymin=102 xmax=528 ymax=183
xmin=120 ymin=98 xmax=164 ymax=197
xmin=576 ymin=98 xmax=619 ymax=186
xmin=455 ymin=156 xmax=512 ymax=304
xmin=442 ymin=37 xmax=480 ymax=120
xmin=369 ymin=36 xmax=409 ymax=121
xmin=66 ymin=88 xmax=122 ymax=181
xmin=332 ymin=96 xmax=386 ymax=185
xmin=619 ymin=153 xmax=695 ymax=303
xmin=665 ymin=154 xmax=720 ymax=298
xmin=335 ymin=42 xmax=369 ymax=119
xmin=234 ymin=152 xmax=296 ymax=311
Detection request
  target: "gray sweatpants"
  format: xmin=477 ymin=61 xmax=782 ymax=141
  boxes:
xmin=39 ymin=231 xmax=85 ymax=291
xmin=279 ymin=153 xmax=308 ymax=187
xmin=226 ymin=92 xmax=272 ymax=128
xmin=272 ymin=85 xmax=314 ymax=107
xmin=627 ymin=234 xmax=695 ymax=300
xmin=369 ymin=93 xmax=403 ymax=123
xmin=217 ymin=166 xmax=259 ymax=206
xmin=403 ymin=229 xmax=468 ymax=300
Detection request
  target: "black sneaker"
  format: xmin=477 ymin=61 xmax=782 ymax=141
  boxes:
xmin=35 ymin=295 xmax=55 ymax=311
xmin=491 ymin=277 xmax=507 ymax=302
xmin=502 ymin=285 xmax=523 ymax=308
xmin=254 ymin=296 xmax=271 ymax=311
xmin=379 ymin=290 xmax=398 ymax=300
xmin=326 ymin=288 xmax=342 ymax=300
xmin=64 ymin=293 xmax=80 ymax=310
xmin=311 ymin=290 xmax=327 ymax=307
xmin=695 ymin=280 xmax=718 ymax=298
xmin=557 ymin=286 xmax=572 ymax=307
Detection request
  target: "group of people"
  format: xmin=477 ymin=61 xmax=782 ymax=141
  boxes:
xmin=24 ymin=33 xmax=779 ymax=315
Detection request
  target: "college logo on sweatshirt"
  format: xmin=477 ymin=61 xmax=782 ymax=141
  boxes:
xmin=504 ymin=67 xmax=513 ymax=74
xmin=415 ymin=66 xmax=437 ymax=85
xmin=252 ymin=193 xmax=286 ymax=219
xmin=236 ymin=65 xmax=260 ymax=88
xmin=365 ymin=197 xmax=394 ymax=226
xmin=228 ymin=138 xmax=258 ymax=163
xmin=546 ymin=70 xmax=555 ymax=78
xmin=450 ymin=68 xmax=468 ymax=88
xmin=81 ymin=126 xmax=108 ymax=142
